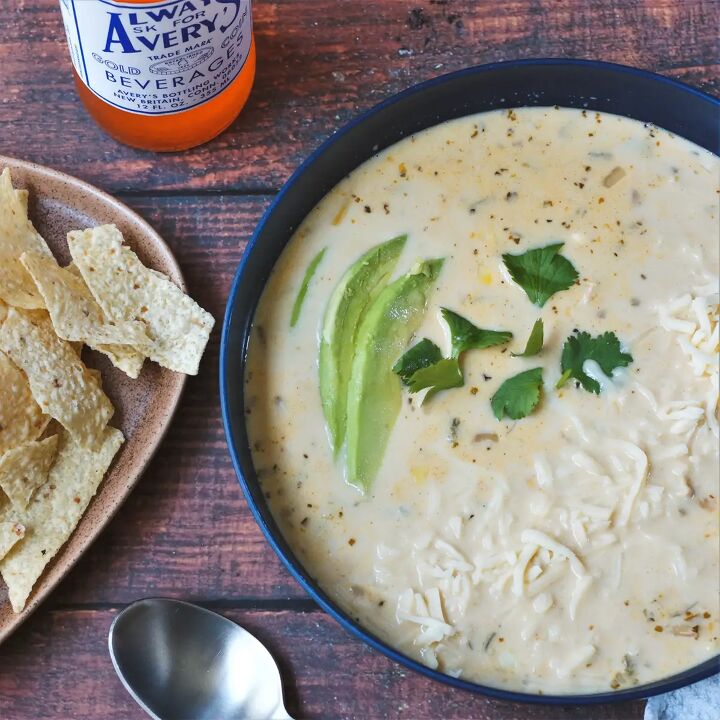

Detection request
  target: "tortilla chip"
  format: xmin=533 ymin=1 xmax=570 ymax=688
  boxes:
xmin=66 ymin=264 xmax=147 ymax=376
xmin=20 ymin=252 xmax=148 ymax=378
xmin=0 ymin=521 xmax=25 ymax=563
xmin=0 ymin=436 xmax=58 ymax=511
xmin=68 ymin=224 xmax=214 ymax=375
xmin=96 ymin=344 xmax=145 ymax=378
xmin=0 ymin=308 xmax=114 ymax=449
xmin=20 ymin=253 xmax=149 ymax=346
xmin=86 ymin=367 xmax=102 ymax=385
xmin=64 ymin=265 xmax=144 ymax=376
xmin=0 ymin=349 xmax=49 ymax=456
xmin=15 ymin=189 xmax=28 ymax=213
xmin=0 ymin=168 xmax=52 ymax=309
xmin=0 ymin=426 xmax=123 ymax=612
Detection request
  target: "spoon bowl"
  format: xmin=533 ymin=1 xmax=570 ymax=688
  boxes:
xmin=109 ymin=598 xmax=292 ymax=720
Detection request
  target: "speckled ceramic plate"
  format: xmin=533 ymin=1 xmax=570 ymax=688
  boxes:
xmin=0 ymin=155 xmax=186 ymax=642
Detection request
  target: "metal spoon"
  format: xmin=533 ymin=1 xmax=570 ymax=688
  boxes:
xmin=108 ymin=598 xmax=293 ymax=720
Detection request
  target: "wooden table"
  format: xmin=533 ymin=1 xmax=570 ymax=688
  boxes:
xmin=0 ymin=1 xmax=716 ymax=718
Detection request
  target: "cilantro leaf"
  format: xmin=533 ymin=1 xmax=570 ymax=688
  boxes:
xmin=502 ymin=243 xmax=579 ymax=307
xmin=407 ymin=358 xmax=464 ymax=402
xmin=560 ymin=331 xmax=633 ymax=394
xmin=290 ymin=247 xmax=326 ymax=327
xmin=392 ymin=338 xmax=443 ymax=385
xmin=440 ymin=308 xmax=513 ymax=358
xmin=511 ymin=319 xmax=544 ymax=357
xmin=490 ymin=367 xmax=544 ymax=420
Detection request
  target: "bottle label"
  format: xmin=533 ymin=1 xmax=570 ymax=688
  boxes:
xmin=59 ymin=0 xmax=252 ymax=115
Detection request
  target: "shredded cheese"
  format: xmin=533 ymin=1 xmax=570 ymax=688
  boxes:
xmin=521 ymin=529 xmax=586 ymax=578
xmin=658 ymin=288 xmax=719 ymax=438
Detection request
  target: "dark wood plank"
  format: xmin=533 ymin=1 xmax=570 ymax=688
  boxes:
xmin=48 ymin=195 xmax=310 ymax=604
xmin=0 ymin=607 xmax=645 ymax=720
xmin=0 ymin=0 xmax=716 ymax=192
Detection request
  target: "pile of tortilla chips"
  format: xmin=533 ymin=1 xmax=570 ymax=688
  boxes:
xmin=0 ymin=168 xmax=214 ymax=612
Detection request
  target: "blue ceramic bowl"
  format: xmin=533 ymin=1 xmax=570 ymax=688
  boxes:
xmin=221 ymin=59 xmax=720 ymax=704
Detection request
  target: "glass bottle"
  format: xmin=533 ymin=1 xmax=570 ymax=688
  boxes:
xmin=58 ymin=0 xmax=255 ymax=151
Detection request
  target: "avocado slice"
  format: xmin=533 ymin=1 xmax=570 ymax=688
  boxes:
xmin=319 ymin=235 xmax=407 ymax=454
xmin=346 ymin=258 xmax=444 ymax=492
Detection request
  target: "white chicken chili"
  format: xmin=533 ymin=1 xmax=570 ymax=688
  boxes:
xmin=245 ymin=107 xmax=719 ymax=693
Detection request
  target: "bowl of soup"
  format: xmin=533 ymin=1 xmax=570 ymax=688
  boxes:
xmin=221 ymin=59 xmax=719 ymax=703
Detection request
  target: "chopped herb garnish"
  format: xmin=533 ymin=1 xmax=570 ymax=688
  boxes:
xmin=560 ymin=331 xmax=633 ymax=394
xmin=393 ymin=312 xmax=509 ymax=403
xmin=449 ymin=417 xmax=460 ymax=443
xmin=290 ymin=247 xmax=326 ymax=327
xmin=407 ymin=358 xmax=464 ymax=402
xmin=392 ymin=338 xmax=443 ymax=385
xmin=511 ymin=319 xmax=544 ymax=357
xmin=556 ymin=368 xmax=573 ymax=389
xmin=440 ymin=308 xmax=512 ymax=358
xmin=490 ymin=367 xmax=544 ymax=420
xmin=502 ymin=242 xmax=579 ymax=307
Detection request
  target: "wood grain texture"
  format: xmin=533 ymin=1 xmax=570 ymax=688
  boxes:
xmin=0 ymin=0 xmax=717 ymax=192
xmin=0 ymin=1 xmax=717 ymax=718
xmin=0 ymin=607 xmax=645 ymax=720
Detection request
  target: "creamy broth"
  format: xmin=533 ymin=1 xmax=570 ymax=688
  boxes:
xmin=245 ymin=108 xmax=720 ymax=693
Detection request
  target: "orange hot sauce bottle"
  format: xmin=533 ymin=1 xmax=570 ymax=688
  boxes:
xmin=59 ymin=0 xmax=255 ymax=151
